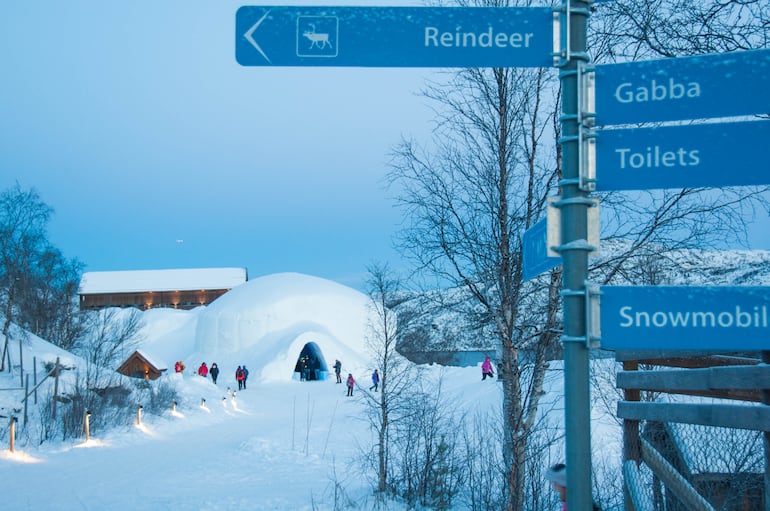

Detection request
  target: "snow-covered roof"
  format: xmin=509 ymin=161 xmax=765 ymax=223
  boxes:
xmin=79 ymin=268 xmax=248 ymax=295
xmin=134 ymin=349 xmax=168 ymax=371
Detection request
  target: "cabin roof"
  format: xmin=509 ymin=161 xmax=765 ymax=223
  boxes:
xmin=79 ymin=268 xmax=248 ymax=295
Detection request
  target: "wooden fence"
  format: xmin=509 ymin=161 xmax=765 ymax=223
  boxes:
xmin=616 ymin=350 xmax=770 ymax=511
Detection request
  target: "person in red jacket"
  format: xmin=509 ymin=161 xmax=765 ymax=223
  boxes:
xmin=236 ymin=366 xmax=245 ymax=390
xmin=346 ymin=373 xmax=355 ymax=397
xmin=197 ymin=362 xmax=208 ymax=377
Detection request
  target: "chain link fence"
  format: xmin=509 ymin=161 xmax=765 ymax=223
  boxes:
xmin=627 ymin=420 xmax=764 ymax=511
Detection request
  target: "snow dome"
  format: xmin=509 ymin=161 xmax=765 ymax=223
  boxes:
xmin=194 ymin=273 xmax=373 ymax=382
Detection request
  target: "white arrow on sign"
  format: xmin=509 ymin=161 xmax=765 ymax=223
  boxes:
xmin=244 ymin=10 xmax=272 ymax=63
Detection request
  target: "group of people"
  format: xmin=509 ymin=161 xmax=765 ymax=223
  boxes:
xmin=341 ymin=368 xmax=379 ymax=397
xmin=297 ymin=355 xmax=322 ymax=381
xmin=340 ymin=355 xmax=495 ymax=399
xmin=332 ymin=359 xmax=379 ymax=397
xmin=333 ymin=359 xmax=355 ymax=397
xmin=196 ymin=362 xmax=220 ymax=383
xmin=235 ymin=365 xmax=249 ymax=390
xmin=185 ymin=355 xmax=494 ymax=395
xmin=192 ymin=361 xmax=246 ymax=388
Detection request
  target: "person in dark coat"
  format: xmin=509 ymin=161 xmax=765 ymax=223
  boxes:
xmin=209 ymin=363 xmax=219 ymax=384
xmin=333 ymin=359 xmax=342 ymax=383
xmin=299 ymin=356 xmax=308 ymax=381
xmin=242 ymin=365 xmax=249 ymax=389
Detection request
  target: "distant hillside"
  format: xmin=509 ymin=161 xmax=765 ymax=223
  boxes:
xmin=393 ymin=247 xmax=770 ymax=359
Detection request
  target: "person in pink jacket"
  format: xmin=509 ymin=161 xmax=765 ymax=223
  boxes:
xmin=197 ymin=362 xmax=208 ymax=377
xmin=346 ymin=373 xmax=355 ymax=397
xmin=481 ymin=356 xmax=495 ymax=381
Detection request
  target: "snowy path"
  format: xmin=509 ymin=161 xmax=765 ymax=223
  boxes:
xmin=2 ymin=381 xmax=369 ymax=511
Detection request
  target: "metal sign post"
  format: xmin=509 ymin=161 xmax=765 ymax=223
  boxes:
xmin=557 ymin=0 xmax=594 ymax=509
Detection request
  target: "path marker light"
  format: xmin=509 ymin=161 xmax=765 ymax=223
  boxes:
xmin=9 ymin=416 xmax=18 ymax=453
xmin=84 ymin=411 xmax=92 ymax=441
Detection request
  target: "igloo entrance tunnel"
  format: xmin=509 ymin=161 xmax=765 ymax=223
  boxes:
xmin=294 ymin=342 xmax=328 ymax=381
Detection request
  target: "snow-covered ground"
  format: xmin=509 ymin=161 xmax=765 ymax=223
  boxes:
xmin=0 ymin=273 xmax=620 ymax=510
xmin=0 ymin=363 xmax=510 ymax=510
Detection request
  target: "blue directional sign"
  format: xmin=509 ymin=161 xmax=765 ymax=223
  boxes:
xmin=236 ymin=6 xmax=554 ymax=67
xmin=601 ymin=286 xmax=770 ymax=351
xmin=522 ymin=219 xmax=561 ymax=281
xmin=595 ymin=48 xmax=770 ymax=126
xmin=596 ymin=120 xmax=770 ymax=191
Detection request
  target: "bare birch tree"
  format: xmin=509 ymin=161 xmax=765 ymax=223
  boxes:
xmin=389 ymin=56 xmax=562 ymax=509
xmin=362 ymin=262 xmax=421 ymax=498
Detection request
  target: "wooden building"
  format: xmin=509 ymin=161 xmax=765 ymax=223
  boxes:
xmin=78 ymin=267 xmax=248 ymax=311
xmin=117 ymin=350 xmax=168 ymax=380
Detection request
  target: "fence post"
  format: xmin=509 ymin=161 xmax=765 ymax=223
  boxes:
xmin=18 ymin=335 xmax=23 ymax=388
xmin=762 ymin=350 xmax=769 ymax=511
xmin=33 ymin=356 xmax=38 ymax=404
xmin=23 ymin=373 xmax=29 ymax=426
xmin=52 ymin=357 xmax=60 ymax=420
xmin=623 ymin=359 xmax=641 ymax=511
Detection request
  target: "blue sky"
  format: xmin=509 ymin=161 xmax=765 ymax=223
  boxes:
xmin=0 ymin=0 xmax=433 ymax=290
xmin=2 ymin=1 xmax=769 ymax=292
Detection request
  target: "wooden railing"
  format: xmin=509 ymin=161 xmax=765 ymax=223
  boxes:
xmin=616 ymin=350 xmax=770 ymax=511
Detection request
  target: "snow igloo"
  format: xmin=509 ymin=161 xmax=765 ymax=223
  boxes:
xmin=194 ymin=272 xmax=372 ymax=382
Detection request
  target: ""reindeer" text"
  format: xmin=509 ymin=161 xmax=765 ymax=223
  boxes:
xmin=424 ymin=26 xmax=534 ymax=49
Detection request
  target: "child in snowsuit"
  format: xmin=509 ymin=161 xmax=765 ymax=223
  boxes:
xmin=198 ymin=362 xmax=208 ymax=377
xmin=346 ymin=373 xmax=355 ymax=397
xmin=481 ymin=356 xmax=495 ymax=381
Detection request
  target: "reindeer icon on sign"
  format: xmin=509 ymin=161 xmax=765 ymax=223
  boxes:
xmin=296 ymin=16 xmax=338 ymax=58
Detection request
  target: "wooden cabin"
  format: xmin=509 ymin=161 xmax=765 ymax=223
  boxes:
xmin=117 ymin=350 xmax=168 ymax=380
xmin=78 ymin=267 xmax=248 ymax=311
